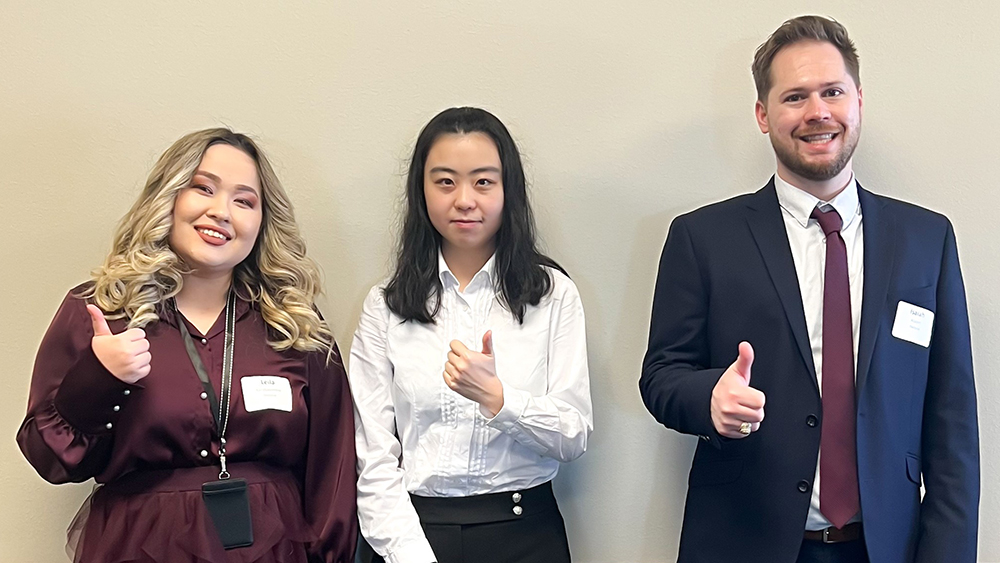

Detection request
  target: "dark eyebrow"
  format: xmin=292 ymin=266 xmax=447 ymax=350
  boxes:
xmin=428 ymin=166 xmax=501 ymax=175
xmin=428 ymin=166 xmax=457 ymax=175
xmin=193 ymin=170 xmax=259 ymax=197
xmin=470 ymin=166 xmax=501 ymax=175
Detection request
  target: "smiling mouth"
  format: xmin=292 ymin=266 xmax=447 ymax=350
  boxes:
xmin=197 ymin=227 xmax=231 ymax=241
xmin=799 ymin=132 xmax=840 ymax=144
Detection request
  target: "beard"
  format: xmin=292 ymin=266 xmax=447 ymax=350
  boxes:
xmin=770 ymin=125 xmax=861 ymax=182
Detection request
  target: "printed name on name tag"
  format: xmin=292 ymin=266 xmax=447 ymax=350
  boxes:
xmin=241 ymin=376 xmax=293 ymax=413
xmin=891 ymin=301 xmax=935 ymax=348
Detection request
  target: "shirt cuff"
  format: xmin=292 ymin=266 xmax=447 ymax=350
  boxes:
xmin=483 ymin=383 xmax=530 ymax=432
xmin=53 ymin=346 xmax=143 ymax=435
xmin=384 ymin=536 xmax=438 ymax=563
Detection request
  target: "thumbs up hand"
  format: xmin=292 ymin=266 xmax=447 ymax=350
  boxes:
xmin=710 ymin=341 xmax=766 ymax=439
xmin=444 ymin=330 xmax=504 ymax=417
xmin=87 ymin=305 xmax=151 ymax=384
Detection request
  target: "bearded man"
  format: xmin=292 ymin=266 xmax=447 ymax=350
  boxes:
xmin=640 ymin=15 xmax=979 ymax=563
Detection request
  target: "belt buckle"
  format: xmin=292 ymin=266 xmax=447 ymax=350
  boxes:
xmin=822 ymin=527 xmax=833 ymax=544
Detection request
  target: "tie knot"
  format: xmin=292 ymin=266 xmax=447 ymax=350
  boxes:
xmin=811 ymin=206 xmax=843 ymax=236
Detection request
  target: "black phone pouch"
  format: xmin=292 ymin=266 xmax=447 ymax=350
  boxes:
xmin=202 ymin=478 xmax=254 ymax=549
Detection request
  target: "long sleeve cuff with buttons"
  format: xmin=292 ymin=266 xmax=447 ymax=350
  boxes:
xmin=18 ymin=288 xmax=138 ymax=483
xmin=53 ymin=346 xmax=143 ymax=435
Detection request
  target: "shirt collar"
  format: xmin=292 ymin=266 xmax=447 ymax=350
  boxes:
xmin=774 ymin=173 xmax=861 ymax=231
xmin=438 ymin=250 xmax=496 ymax=291
xmin=158 ymin=289 xmax=253 ymax=337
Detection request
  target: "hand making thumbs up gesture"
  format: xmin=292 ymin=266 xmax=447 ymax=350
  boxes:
xmin=710 ymin=341 xmax=765 ymax=438
xmin=86 ymin=305 xmax=151 ymax=384
xmin=444 ymin=330 xmax=504 ymax=417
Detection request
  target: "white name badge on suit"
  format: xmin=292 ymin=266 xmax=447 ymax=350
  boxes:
xmin=892 ymin=300 xmax=934 ymax=348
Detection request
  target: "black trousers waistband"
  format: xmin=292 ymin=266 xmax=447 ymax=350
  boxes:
xmin=410 ymin=481 xmax=558 ymax=525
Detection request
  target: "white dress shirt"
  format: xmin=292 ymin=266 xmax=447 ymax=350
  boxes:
xmin=774 ymin=174 xmax=864 ymax=530
xmin=349 ymin=253 xmax=593 ymax=563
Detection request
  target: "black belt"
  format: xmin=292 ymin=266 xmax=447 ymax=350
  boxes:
xmin=803 ymin=522 xmax=863 ymax=543
xmin=410 ymin=481 xmax=558 ymax=525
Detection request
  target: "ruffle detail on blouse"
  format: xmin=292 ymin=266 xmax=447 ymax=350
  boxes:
xmin=69 ymin=463 xmax=318 ymax=563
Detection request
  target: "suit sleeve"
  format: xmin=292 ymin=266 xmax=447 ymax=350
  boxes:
xmin=915 ymin=220 xmax=979 ymax=563
xmin=15 ymin=291 xmax=142 ymax=483
xmin=639 ymin=216 xmax=727 ymax=448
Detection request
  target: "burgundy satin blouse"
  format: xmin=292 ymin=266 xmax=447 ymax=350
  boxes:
xmin=17 ymin=285 xmax=357 ymax=563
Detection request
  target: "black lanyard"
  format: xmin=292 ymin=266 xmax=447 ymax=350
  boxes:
xmin=178 ymin=290 xmax=237 ymax=480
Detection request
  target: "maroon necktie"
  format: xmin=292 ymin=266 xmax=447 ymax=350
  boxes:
xmin=811 ymin=206 xmax=860 ymax=529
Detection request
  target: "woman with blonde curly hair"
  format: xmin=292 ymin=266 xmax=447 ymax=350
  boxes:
xmin=16 ymin=128 xmax=357 ymax=563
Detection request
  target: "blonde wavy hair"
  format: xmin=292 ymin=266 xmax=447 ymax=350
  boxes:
xmin=82 ymin=127 xmax=333 ymax=353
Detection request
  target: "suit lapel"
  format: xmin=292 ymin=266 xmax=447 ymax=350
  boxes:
xmin=856 ymin=186 xmax=893 ymax=397
xmin=745 ymin=178 xmax=818 ymax=389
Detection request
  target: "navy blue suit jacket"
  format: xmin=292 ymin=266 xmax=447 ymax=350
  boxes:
xmin=640 ymin=179 xmax=979 ymax=563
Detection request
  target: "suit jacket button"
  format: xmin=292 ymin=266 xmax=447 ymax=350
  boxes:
xmin=797 ymin=480 xmax=810 ymax=493
xmin=806 ymin=415 xmax=818 ymax=427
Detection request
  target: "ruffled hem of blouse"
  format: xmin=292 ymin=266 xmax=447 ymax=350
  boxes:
xmin=69 ymin=476 xmax=317 ymax=563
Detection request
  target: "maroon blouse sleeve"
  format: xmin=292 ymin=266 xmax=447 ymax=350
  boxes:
xmin=303 ymin=341 xmax=359 ymax=563
xmin=16 ymin=289 xmax=143 ymax=483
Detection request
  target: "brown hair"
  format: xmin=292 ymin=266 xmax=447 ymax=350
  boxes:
xmin=752 ymin=15 xmax=860 ymax=101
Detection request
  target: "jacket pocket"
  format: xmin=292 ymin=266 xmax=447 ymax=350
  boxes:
xmin=689 ymin=458 xmax=744 ymax=487
xmin=905 ymin=453 xmax=921 ymax=486
xmin=893 ymin=284 xmax=936 ymax=310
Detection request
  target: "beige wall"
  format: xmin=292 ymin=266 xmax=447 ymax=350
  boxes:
xmin=2 ymin=1 xmax=997 ymax=561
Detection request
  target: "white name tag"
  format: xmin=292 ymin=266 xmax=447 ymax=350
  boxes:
xmin=241 ymin=376 xmax=293 ymax=413
xmin=891 ymin=301 xmax=935 ymax=348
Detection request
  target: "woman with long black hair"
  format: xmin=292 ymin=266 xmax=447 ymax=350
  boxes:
xmin=349 ymin=107 xmax=593 ymax=563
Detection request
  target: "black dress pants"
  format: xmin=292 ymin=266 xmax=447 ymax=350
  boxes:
xmin=363 ymin=481 xmax=571 ymax=563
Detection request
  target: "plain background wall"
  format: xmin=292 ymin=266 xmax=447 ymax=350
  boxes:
xmin=2 ymin=1 xmax=997 ymax=561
